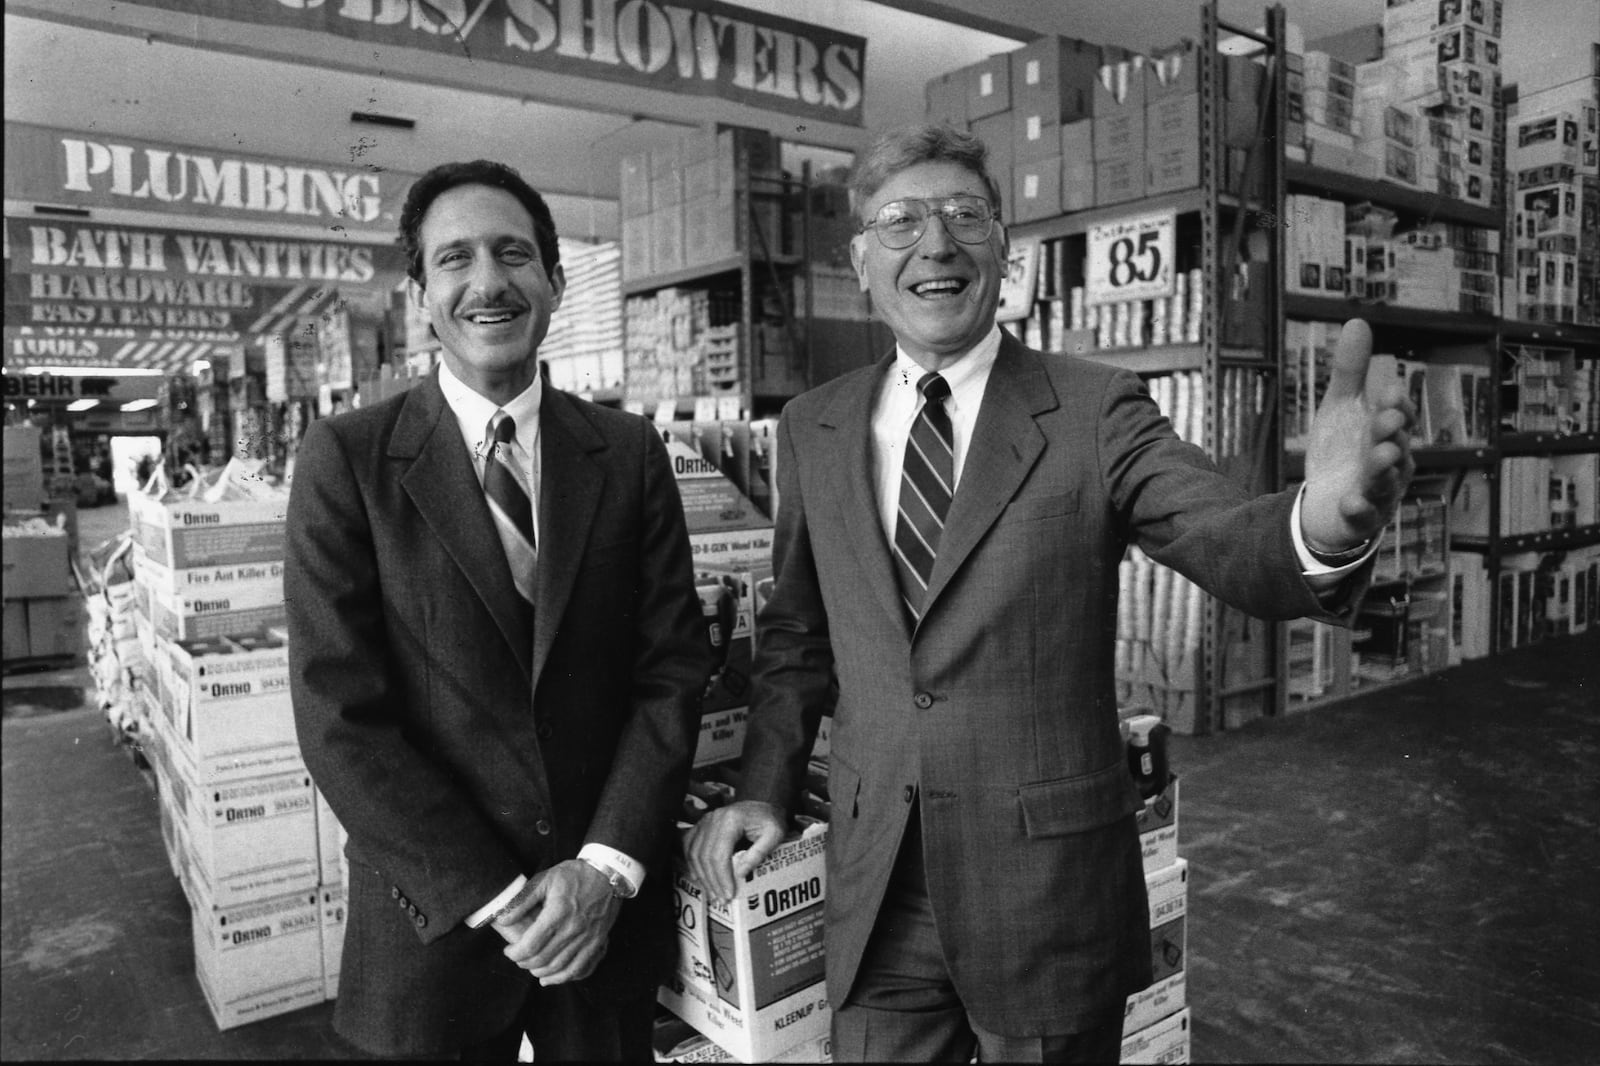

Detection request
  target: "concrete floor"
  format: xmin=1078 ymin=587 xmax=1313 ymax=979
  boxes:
xmin=3 ymin=500 xmax=1597 ymax=1062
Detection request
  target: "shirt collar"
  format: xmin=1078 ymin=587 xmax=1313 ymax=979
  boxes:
xmin=438 ymin=361 xmax=543 ymax=451
xmin=889 ymin=324 xmax=1002 ymax=401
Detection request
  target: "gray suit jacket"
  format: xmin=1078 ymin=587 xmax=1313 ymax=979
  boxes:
xmin=286 ymin=370 xmax=709 ymax=1056
xmin=738 ymin=336 xmax=1365 ymax=1035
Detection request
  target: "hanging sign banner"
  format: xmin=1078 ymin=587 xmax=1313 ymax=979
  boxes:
xmin=98 ymin=0 xmax=866 ymax=127
xmin=5 ymin=123 xmax=417 ymax=236
xmin=4 ymin=217 xmax=408 ymax=287
xmin=1085 ymin=211 xmax=1176 ymax=307
xmin=5 ymin=326 xmax=241 ymax=374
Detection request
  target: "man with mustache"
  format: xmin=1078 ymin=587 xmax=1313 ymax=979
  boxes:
xmin=687 ymin=123 xmax=1414 ymax=1063
xmin=286 ymin=159 xmax=709 ymax=1060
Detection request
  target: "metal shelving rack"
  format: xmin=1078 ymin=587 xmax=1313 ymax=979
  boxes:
xmin=1010 ymin=4 xmax=1290 ymax=734
xmin=617 ymin=145 xmax=815 ymax=421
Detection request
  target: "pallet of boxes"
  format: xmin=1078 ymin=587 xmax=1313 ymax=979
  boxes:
xmin=649 ymin=417 xmax=833 ymax=1064
xmin=125 ymin=459 xmax=348 ymax=1031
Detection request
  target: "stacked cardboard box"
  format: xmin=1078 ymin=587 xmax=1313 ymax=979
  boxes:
xmin=127 ymin=467 xmax=346 ymax=1029
xmin=1 ymin=510 xmax=80 ymax=664
xmin=1507 ymin=75 xmax=1599 ymax=323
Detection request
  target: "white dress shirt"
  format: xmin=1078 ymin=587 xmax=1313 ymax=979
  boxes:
xmin=436 ymin=363 xmax=645 ymax=926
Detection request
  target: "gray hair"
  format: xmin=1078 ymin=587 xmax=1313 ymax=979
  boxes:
xmin=847 ymin=122 xmax=1005 ymax=223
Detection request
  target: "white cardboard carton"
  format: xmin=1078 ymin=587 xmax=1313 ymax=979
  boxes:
xmin=1124 ymin=858 xmax=1188 ymax=1036
xmin=659 ymin=826 xmax=830 ymax=1062
xmin=189 ymin=880 xmax=326 ymax=1031
xmin=1120 ymin=1006 xmax=1190 ymax=1064
xmin=1136 ymin=775 xmax=1179 ymax=874
xmin=320 ymin=883 xmax=346 ymax=1001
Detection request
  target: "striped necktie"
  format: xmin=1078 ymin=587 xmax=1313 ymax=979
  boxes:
xmin=893 ymin=372 xmax=954 ymax=624
xmin=484 ymin=411 xmax=537 ymax=605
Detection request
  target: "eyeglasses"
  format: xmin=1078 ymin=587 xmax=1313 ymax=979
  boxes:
xmin=860 ymin=195 xmax=997 ymax=249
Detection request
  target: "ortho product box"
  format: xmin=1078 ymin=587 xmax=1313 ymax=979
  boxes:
xmin=1120 ymin=1006 xmax=1190 ymax=1064
xmin=128 ymin=491 xmax=286 ymax=571
xmin=175 ymin=767 xmax=320 ymax=907
xmin=659 ymin=826 xmax=830 ymax=1063
xmin=320 ymin=883 xmax=346 ymax=1000
xmin=1123 ymin=858 xmax=1188 ymax=1036
xmin=1137 ymin=775 xmax=1179 ymax=874
xmin=189 ymin=881 xmax=326 ymax=1031
xmin=315 ymin=787 xmax=347 ymax=889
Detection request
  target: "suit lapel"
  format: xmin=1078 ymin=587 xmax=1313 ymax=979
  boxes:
xmin=530 ymin=389 xmax=606 ymax=685
xmin=922 ymin=337 xmax=1054 ymax=616
xmin=820 ymin=354 xmax=910 ymax=638
xmin=394 ymin=371 xmax=533 ymax=677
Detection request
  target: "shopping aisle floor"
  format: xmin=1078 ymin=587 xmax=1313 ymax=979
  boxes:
xmin=3 ymin=503 xmax=1597 ymax=1061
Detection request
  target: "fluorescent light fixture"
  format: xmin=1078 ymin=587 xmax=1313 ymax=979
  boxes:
xmin=120 ymin=399 xmax=159 ymax=412
xmin=66 ymin=398 xmax=100 ymax=412
xmin=351 ymin=110 xmax=416 ymax=129
xmin=23 ymin=366 xmax=166 ymax=376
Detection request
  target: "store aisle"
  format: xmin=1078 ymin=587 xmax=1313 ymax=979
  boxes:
xmin=3 ymin=537 xmax=1597 ymax=1060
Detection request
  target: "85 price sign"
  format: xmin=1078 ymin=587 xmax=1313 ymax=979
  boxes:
xmin=1085 ymin=212 xmax=1175 ymax=306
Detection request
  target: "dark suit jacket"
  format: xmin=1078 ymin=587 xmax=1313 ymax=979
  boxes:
xmin=285 ymin=370 xmax=709 ymax=1057
xmin=738 ymin=337 xmax=1368 ymax=1036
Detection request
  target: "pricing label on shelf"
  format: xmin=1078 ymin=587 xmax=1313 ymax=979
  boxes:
xmin=996 ymin=238 xmax=1041 ymax=322
xmin=1086 ymin=211 xmax=1175 ymax=306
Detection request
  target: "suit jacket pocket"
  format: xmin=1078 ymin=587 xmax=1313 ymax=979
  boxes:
xmin=1005 ymin=490 xmax=1080 ymax=522
xmin=1017 ymin=762 xmax=1142 ymax=838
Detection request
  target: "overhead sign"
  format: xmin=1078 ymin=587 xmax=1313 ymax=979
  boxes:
xmin=4 ymin=371 xmax=163 ymax=404
xmin=106 ymin=0 xmax=866 ymax=127
xmin=1085 ymin=211 xmax=1176 ymax=308
xmin=6 ymin=326 xmax=242 ymax=375
xmin=5 ymin=123 xmax=418 ymax=236
xmin=4 ymin=217 xmax=407 ymax=287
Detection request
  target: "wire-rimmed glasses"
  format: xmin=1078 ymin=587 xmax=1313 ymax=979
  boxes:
xmin=860 ymin=195 xmax=997 ymax=249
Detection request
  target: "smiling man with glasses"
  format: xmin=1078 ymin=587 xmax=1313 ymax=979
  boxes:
xmin=688 ymin=123 xmax=1415 ymax=1063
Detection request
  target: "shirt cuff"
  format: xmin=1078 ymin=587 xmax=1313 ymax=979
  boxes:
xmin=466 ymin=874 xmax=527 ymax=929
xmin=578 ymin=843 xmax=645 ymax=895
xmin=1291 ymin=485 xmax=1380 ymax=585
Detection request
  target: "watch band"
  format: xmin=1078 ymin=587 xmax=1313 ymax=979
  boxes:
xmin=580 ymin=856 xmax=639 ymax=899
xmin=1306 ymin=539 xmax=1371 ymax=566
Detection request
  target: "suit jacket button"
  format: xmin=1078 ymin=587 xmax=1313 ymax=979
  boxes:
xmin=536 ymin=819 xmax=552 ymax=835
xmin=390 ymin=887 xmax=401 ymax=900
xmin=903 ymin=785 xmax=915 ymax=803
xmin=913 ymin=692 xmax=933 ymax=709
xmin=414 ymin=914 xmax=427 ymax=929
xmin=397 ymin=894 xmax=409 ymax=909
xmin=407 ymin=903 xmax=418 ymax=917
xmin=537 ymin=723 xmax=553 ymax=740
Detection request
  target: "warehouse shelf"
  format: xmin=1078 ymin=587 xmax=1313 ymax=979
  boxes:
xmin=1072 ymin=343 xmax=1209 ymax=373
xmin=1498 ymin=431 xmax=1600 ymax=456
xmin=1284 ymin=294 xmax=1500 ymax=336
xmin=1285 ymin=160 xmax=1502 ymax=228
xmin=1499 ymin=320 xmax=1600 ymax=348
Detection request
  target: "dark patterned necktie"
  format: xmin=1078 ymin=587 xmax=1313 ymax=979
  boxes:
xmin=483 ymin=412 xmax=537 ymax=605
xmin=893 ymin=372 xmax=954 ymax=623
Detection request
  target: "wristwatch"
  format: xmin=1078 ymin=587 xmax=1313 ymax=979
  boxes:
xmin=1305 ymin=538 xmax=1371 ymax=567
xmin=580 ymin=857 xmax=639 ymax=899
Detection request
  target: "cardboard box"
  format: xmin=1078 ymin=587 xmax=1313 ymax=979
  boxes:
xmin=3 ymin=600 xmax=29 ymax=660
xmin=652 ymin=204 xmax=687 ymax=277
xmin=1120 ymin=1006 xmax=1190 ymax=1064
xmin=1146 ymin=41 xmax=1200 ymax=102
xmin=189 ymin=881 xmax=326 ymax=1031
xmin=25 ymin=595 xmax=84 ymax=658
xmin=3 ymin=425 xmax=45 ymax=511
xmin=1095 ymin=157 xmax=1142 ymax=206
xmin=128 ymin=491 xmax=286 ymax=571
xmin=1146 ymin=94 xmax=1201 ymax=196
xmin=1137 ymin=775 xmax=1179 ymax=874
xmin=659 ymin=827 xmax=830 ymax=1063
xmin=174 ymin=767 xmax=320 ymax=907
xmin=684 ymin=196 xmax=738 ymax=269
xmin=1123 ymin=858 xmax=1188 ymax=1036
xmin=1013 ymin=156 xmax=1063 ymax=221
xmin=1 ymin=525 xmax=72 ymax=601
xmin=622 ymin=214 xmax=653 ymax=282
xmin=924 ymin=71 xmax=968 ymax=128
xmin=315 ymin=788 xmax=347 ymax=890
xmin=620 ymin=151 xmax=652 ymax=219
xmin=320 ymin=883 xmax=346 ymax=1001
xmin=967 ymin=54 xmax=1012 ymax=119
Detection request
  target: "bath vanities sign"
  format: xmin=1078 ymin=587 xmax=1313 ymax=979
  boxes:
xmin=110 ymin=0 xmax=867 ymax=126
